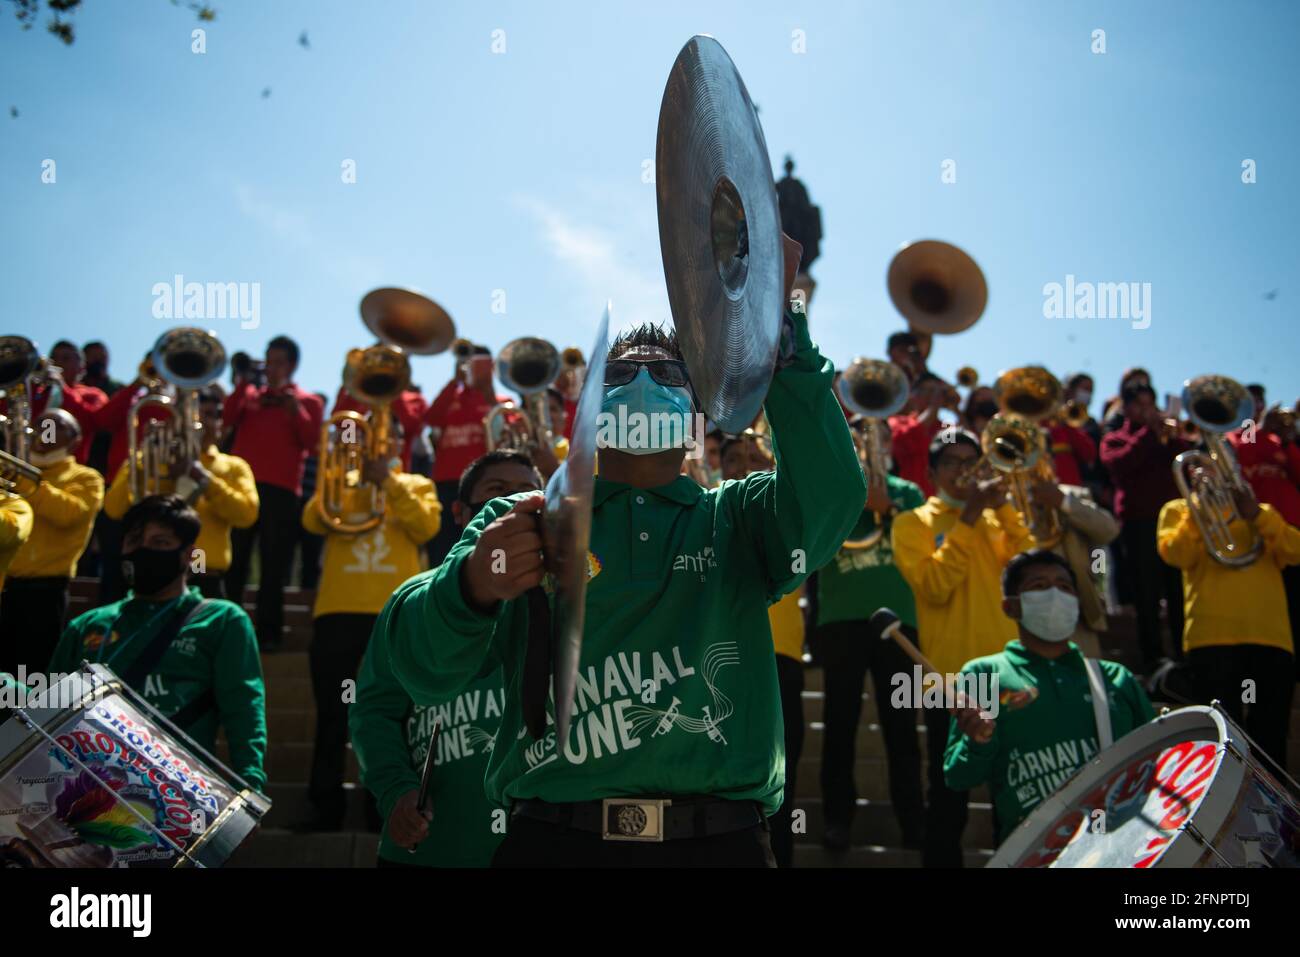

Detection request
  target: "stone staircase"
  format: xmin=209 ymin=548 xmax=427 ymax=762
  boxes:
xmin=62 ymin=580 xmax=1300 ymax=868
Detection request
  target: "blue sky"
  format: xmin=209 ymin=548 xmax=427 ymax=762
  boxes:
xmin=2 ymin=0 xmax=1297 ymax=412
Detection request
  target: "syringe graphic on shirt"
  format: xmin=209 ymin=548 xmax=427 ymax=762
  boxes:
xmin=627 ymin=642 xmax=739 ymax=746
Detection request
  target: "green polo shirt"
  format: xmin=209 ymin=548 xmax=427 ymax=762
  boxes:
xmin=351 ymin=587 xmax=506 ymax=868
xmin=943 ymin=640 xmax=1154 ymax=837
xmin=384 ymin=310 xmax=864 ymax=815
xmin=815 ymin=473 xmax=923 ymax=628
xmin=48 ymin=587 xmax=267 ymax=792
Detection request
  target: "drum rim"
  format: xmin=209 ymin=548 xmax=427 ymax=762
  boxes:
xmin=986 ymin=705 xmax=1245 ymax=868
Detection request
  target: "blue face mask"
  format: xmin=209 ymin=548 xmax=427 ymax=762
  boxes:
xmin=599 ymin=367 xmax=694 ymax=455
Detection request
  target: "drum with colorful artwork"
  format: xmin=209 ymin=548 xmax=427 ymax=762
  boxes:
xmin=988 ymin=705 xmax=1300 ymax=868
xmin=0 ymin=663 xmax=269 ymax=867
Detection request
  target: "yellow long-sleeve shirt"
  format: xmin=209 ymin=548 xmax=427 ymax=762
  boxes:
xmin=105 ymin=446 xmax=259 ymax=574
xmin=0 ymin=495 xmax=34 ymax=592
xmin=303 ymin=470 xmax=442 ymax=618
xmin=892 ymin=497 xmax=1033 ymax=676
xmin=8 ymin=458 xmax=103 ymax=580
xmin=768 ymin=584 xmax=805 ymax=660
xmin=1157 ymin=499 xmax=1300 ymax=654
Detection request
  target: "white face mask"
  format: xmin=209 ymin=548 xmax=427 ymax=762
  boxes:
xmin=1074 ymin=389 xmax=1092 ymax=406
xmin=1018 ymin=587 xmax=1079 ymax=642
xmin=30 ymin=448 xmax=71 ymax=468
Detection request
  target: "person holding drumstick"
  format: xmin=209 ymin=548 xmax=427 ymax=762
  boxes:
xmin=943 ymin=550 xmax=1154 ymax=846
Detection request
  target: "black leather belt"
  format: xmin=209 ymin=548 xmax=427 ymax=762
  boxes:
xmin=512 ymin=796 xmax=766 ymax=842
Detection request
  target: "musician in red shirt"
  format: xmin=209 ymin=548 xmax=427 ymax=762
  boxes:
xmin=888 ymin=378 xmax=946 ymax=498
xmin=422 ymin=345 xmax=512 ymax=564
xmin=223 ymin=336 xmax=324 ymax=650
xmin=38 ymin=341 xmax=107 ymax=465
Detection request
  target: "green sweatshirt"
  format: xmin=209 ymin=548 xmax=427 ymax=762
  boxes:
xmin=815 ymin=474 xmax=923 ymax=628
xmin=384 ymin=310 xmax=864 ymax=816
xmin=351 ymin=585 xmax=506 ymax=868
xmin=943 ymin=640 xmax=1154 ymax=838
xmin=49 ymin=587 xmax=267 ymax=792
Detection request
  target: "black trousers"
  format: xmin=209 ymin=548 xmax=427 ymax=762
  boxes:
xmin=1284 ymin=565 xmax=1300 ymax=681
xmin=308 ymin=612 xmax=378 ymax=822
xmin=297 ymin=493 xmax=324 ymax=590
xmin=923 ymin=707 xmax=969 ymax=868
xmin=426 ymin=479 xmax=463 ymax=568
xmin=1188 ymin=644 xmax=1294 ymax=769
xmin=0 ymin=577 xmax=69 ymax=674
xmin=94 ymin=514 xmax=127 ymax=608
xmin=226 ymin=482 xmax=300 ymax=648
xmin=190 ymin=573 xmax=227 ymax=600
xmin=810 ymin=620 xmax=925 ymax=844
xmin=491 ymin=813 xmax=775 ymax=867
xmin=1120 ymin=518 xmax=1184 ymax=667
xmin=770 ymin=652 xmax=805 ymax=868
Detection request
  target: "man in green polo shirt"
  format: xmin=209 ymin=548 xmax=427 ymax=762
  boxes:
xmin=351 ymin=450 xmax=542 ymax=867
xmin=382 ymin=244 xmax=864 ymax=866
xmin=809 ymin=418 xmax=927 ymax=851
xmin=944 ymin=549 xmax=1154 ymax=845
xmin=48 ymin=495 xmax=266 ymax=792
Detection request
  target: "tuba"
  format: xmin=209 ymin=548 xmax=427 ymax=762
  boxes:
xmin=0 ymin=335 xmax=44 ymax=495
xmin=484 ymin=337 xmax=561 ymax=454
xmin=318 ymin=288 xmax=455 ymax=533
xmin=1171 ymin=374 xmax=1262 ymax=567
xmin=837 ymin=358 xmax=910 ymax=549
xmin=127 ymin=328 xmax=226 ymax=502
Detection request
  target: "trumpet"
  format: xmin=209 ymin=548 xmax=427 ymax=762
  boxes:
xmin=127 ymin=328 xmax=227 ymax=502
xmin=484 ymin=337 xmax=561 ymax=454
xmin=837 ymin=358 xmax=910 ymax=549
xmin=319 ymin=288 xmax=455 ymax=533
xmin=1171 ymin=374 xmax=1262 ymax=567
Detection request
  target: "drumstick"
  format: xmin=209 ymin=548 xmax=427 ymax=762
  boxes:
xmin=416 ymin=718 xmax=442 ymax=815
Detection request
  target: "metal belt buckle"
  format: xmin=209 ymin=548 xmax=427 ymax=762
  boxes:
xmin=602 ymin=798 xmax=670 ymax=842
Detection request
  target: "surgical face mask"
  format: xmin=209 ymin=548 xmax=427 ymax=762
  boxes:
xmin=122 ymin=545 xmax=186 ymax=596
xmin=1074 ymin=389 xmax=1092 ymax=406
xmin=937 ymin=488 xmax=966 ymax=509
xmin=85 ymin=360 xmax=107 ymax=379
xmin=30 ymin=447 xmax=71 ymax=468
xmin=1018 ymin=587 xmax=1079 ymax=642
xmin=599 ymin=367 xmax=694 ymax=455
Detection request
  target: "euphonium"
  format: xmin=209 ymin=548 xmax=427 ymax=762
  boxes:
xmin=484 ymin=337 xmax=561 ymax=453
xmin=127 ymin=327 xmax=226 ymax=502
xmin=0 ymin=335 xmax=44 ymax=495
xmin=961 ymin=413 xmax=1062 ymax=543
xmin=318 ymin=344 xmax=410 ymax=533
xmin=1171 ymin=374 xmax=1262 ymax=567
xmin=990 ymin=366 xmax=1066 ymax=547
xmin=836 ymin=358 xmax=910 ymax=549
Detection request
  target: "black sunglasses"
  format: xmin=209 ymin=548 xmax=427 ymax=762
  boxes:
xmin=604 ymin=358 xmax=690 ymax=388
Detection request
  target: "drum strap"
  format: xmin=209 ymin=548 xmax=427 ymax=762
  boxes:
xmin=121 ymin=598 xmax=212 ymax=691
xmin=1083 ymin=657 xmax=1113 ymax=750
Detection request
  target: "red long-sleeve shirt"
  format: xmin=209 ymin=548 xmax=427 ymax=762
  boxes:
xmin=1099 ymin=419 xmax=1189 ymax=521
xmin=1227 ymin=430 xmax=1300 ymax=526
xmin=423 ymin=381 xmax=512 ymax=483
xmin=224 ymin=384 xmax=324 ymax=495
xmin=33 ymin=383 xmax=107 ymax=464
xmin=888 ymin=412 xmax=942 ymax=497
xmin=331 ymin=387 xmax=429 ymax=473
xmin=1047 ymin=422 xmax=1096 ymax=487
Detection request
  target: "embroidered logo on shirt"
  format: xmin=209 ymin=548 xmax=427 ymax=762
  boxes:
xmin=344 ymin=529 xmax=397 ymax=574
xmin=671 ymin=546 xmax=718 ymax=580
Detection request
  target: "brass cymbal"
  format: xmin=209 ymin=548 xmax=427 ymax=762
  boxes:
xmin=656 ymin=35 xmax=782 ymax=433
xmin=543 ymin=302 xmax=610 ymax=751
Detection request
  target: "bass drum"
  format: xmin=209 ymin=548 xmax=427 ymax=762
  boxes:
xmin=0 ymin=664 xmax=269 ymax=868
xmin=988 ymin=705 xmax=1300 ymax=868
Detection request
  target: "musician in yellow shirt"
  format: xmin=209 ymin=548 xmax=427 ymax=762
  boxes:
xmin=0 ymin=490 xmax=34 ymax=601
xmin=891 ymin=429 xmax=1032 ymax=868
xmin=297 ymin=431 xmax=442 ymax=831
xmin=104 ymin=387 xmax=258 ymax=599
xmin=1158 ymin=472 xmax=1300 ymax=767
xmin=1 ymin=410 xmax=103 ymax=674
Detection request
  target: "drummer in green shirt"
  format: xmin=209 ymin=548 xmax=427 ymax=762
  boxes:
xmin=351 ymin=450 xmax=542 ymax=868
xmin=48 ymin=495 xmax=266 ymax=792
xmin=809 ymin=418 xmax=927 ymax=851
xmin=382 ymin=237 xmax=865 ymax=867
